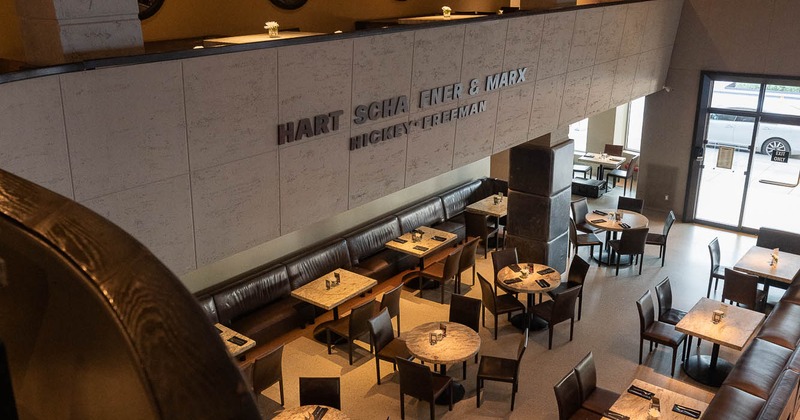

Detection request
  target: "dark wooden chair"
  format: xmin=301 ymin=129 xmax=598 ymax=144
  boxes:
xmin=420 ymin=246 xmax=463 ymax=303
xmin=465 ymin=211 xmax=499 ymax=258
xmin=571 ymin=198 xmax=603 ymax=234
xmin=457 ymin=237 xmax=480 ymax=286
xmin=396 ymin=358 xmax=453 ymax=420
xmin=449 ymin=294 xmax=482 ymax=379
xmin=645 ymin=210 xmax=676 ymax=266
xmin=252 ymin=343 xmax=285 ymax=407
xmin=326 ymin=299 xmax=375 ymax=365
xmin=569 ymin=219 xmax=602 ymax=264
xmin=606 ymin=156 xmax=639 ymax=196
xmin=532 ymin=285 xmax=581 ymax=349
xmin=574 ymin=352 xmax=620 ymax=416
xmin=635 ymin=290 xmax=686 ymax=376
xmin=554 ymin=369 xmax=603 ymax=420
xmin=299 ymin=377 xmax=341 ymax=410
xmin=368 ymin=308 xmax=414 ymax=385
xmin=477 ymin=273 xmax=526 ymax=340
xmin=548 ymin=256 xmax=590 ymax=320
xmin=603 ymin=144 xmax=624 ymax=156
xmin=372 ymin=283 xmax=403 ymax=337
xmin=616 ymin=196 xmax=644 ymax=213
xmin=707 ymin=237 xmax=729 ymax=298
xmin=476 ymin=329 xmax=528 ymax=410
xmin=491 ymin=247 xmax=519 ymax=298
xmin=654 ymin=277 xmax=686 ymax=326
xmin=608 ymin=227 xmax=649 ymax=276
xmin=722 ymin=268 xmax=767 ymax=312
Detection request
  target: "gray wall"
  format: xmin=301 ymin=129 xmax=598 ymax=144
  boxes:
xmin=639 ymin=0 xmax=800 ymax=219
xmin=0 ymin=0 xmax=682 ymax=291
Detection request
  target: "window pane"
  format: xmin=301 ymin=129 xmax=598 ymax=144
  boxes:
xmin=626 ymin=97 xmax=644 ymax=151
xmin=762 ymin=84 xmax=800 ymax=116
xmin=710 ymin=80 xmax=759 ymax=111
xmin=706 ymin=113 xmax=755 ymax=151
xmin=569 ymin=118 xmax=588 ymax=152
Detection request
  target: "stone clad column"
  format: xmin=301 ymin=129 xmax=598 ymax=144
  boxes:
xmin=505 ymin=133 xmax=573 ymax=272
xmin=15 ymin=0 xmax=143 ymax=65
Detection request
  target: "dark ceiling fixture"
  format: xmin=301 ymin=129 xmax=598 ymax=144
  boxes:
xmin=138 ymin=0 xmax=165 ymax=20
xmin=269 ymin=0 xmax=308 ymax=10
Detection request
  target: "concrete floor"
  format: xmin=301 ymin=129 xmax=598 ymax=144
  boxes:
xmin=252 ymin=184 xmax=768 ymax=419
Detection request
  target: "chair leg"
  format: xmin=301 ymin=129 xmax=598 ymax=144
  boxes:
xmin=477 ymin=378 xmax=482 ymax=407
xmin=482 ymin=307 xmax=486 ymax=327
xmin=639 ymin=254 xmax=643 ymax=275
xmin=326 ymin=329 xmax=333 ymax=355
xmin=662 ymin=245 xmax=666 ymax=267
xmin=472 ymin=265 xmax=476 ymax=285
xmin=376 ymin=358 xmax=382 ymax=385
xmin=279 ymin=379 xmax=284 ymax=406
xmin=400 ymin=392 xmax=405 ymax=420
xmin=449 ymin=383 xmax=453 ymax=411
xmin=494 ymin=314 xmax=499 ymax=340
xmin=511 ymin=381 xmax=517 ymax=410
xmin=639 ymin=339 xmax=643 ymax=364
xmin=615 ymin=252 xmax=620 ymax=276
xmin=396 ymin=315 xmax=401 ymax=338
xmin=462 ymin=361 xmax=467 ymax=380
xmin=671 ymin=347 xmax=677 ymax=376
xmin=349 ymin=338 xmax=354 ymax=365
xmin=548 ymin=325 xmax=554 ymax=350
xmin=706 ymin=277 xmax=713 ymax=298
xmin=430 ymin=397 xmax=436 ymax=420
xmin=569 ymin=318 xmax=574 ymax=342
xmin=577 ymin=295 xmax=583 ymax=321
xmin=441 ymin=279 xmax=445 ymax=304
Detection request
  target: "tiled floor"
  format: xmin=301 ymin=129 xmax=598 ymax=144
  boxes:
xmin=250 ymin=183 xmax=769 ymax=419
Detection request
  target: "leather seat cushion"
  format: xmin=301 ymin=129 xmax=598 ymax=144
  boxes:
xmin=659 ymin=308 xmax=685 ymax=325
xmin=581 ymin=387 xmax=620 ymax=415
xmin=757 ymin=302 xmax=800 ymax=349
xmin=345 ymin=216 xmax=401 ymax=265
xmin=396 ymin=197 xmax=446 ymax=233
xmin=285 ymin=239 xmax=352 ymax=290
xmin=439 ymin=180 xmax=483 ymax=220
xmin=434 ymin=220 xmax=465 ymax=242
xmin=352 ymin=249 xmax=417 ymax=281
xmin=779 ymin=282 xmax=800 ymax=305
xmin=231 ymin=296 xmax=305 ymax=345
xmin=703 ymin=385 xmax=766 ymax=420
xmin=213 ymin=265 xmax=291 ymax=324
xmin=197 ymin=296 xmax=219 ymax=324
xmin=643 ymin=321 xmax=684 ymax=346
xmin=722 ymin=338 xmax=793 ymax=399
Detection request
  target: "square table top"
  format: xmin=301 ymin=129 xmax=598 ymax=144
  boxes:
xmin=734 ymin=245 xmax=800 ymax=284
xmin=203 ymin=32 xmax=323 ymax=47
xmin=397 ymin=15 xmax=483 ymax=24
xmin=385 ymin=226 xmax=458 ymax=259
xmin=603 ymin=379 xmax=709 ymax=420
xmin=290 ymin=269 xmax=377 ymax=311
xmin=675 ymin=297 xmax=765 ymax=351
xmin=466 ymin=195 xmax=507 ymax=218
xmin=578 ymin=153 xmax=627 ymax=168
xmin=215 ymin=323 xmax=256 ymax=357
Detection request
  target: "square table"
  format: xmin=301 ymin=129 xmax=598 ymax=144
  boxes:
xmin=602 ymin=379 xmax=709 ymax=420
xmin=466 ymin=195 xmax=507 ymax=248
xmin=734 ymin=246 xmax=800 ymax=295
xmin=215 ymin=323 xmax=256 ymax=358
xmin=577 ymin=153 xmax=627 ymax=181
xmin=203 ymin=31 xmax=323 ymax=47
xmin=385 ymin=226 xmax=458 ymax=289
xmin=676 ymin=297 xmax=765 ymax=387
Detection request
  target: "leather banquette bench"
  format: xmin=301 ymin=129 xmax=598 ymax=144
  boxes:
xmin=195 ymin=177 xmax=507 ymax=345
xmin=703 ymin=228 xmax=800 ymax=419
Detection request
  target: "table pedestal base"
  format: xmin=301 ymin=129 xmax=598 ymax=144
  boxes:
xmin=510 ymin=313 xmax=548 ymax=331
xmin=435 ymin=382 xmax=465 ymax=405
xmin=594 ymin=250 xmax=633 ymax=266
xmin=683 ymin=354 xmax=733 ymax=387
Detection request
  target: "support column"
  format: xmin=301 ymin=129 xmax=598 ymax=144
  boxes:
xmin=505 ymin=132 xmax=573 ymax=272
xmin=15 ymin=0 xmax=143 ymax=65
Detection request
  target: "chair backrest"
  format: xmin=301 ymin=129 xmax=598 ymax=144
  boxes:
xmin=368 ymin=308 xmax=394 ymax=354
xmin=626 ymin=155 xmax=639 ymax=177
xmin=349 ymin=298 xmax=377 ymax=339
xmin=604 ymin=144 xmax=624 ymax=156
xmin=722 ymin=268 xmax=761 ymax=309
xmin=568 ymin=219 xmax=578 ymax=252
xmin=380 ymin=283 xmax=403 ymax=319
xmin=299 ymin=377 xmax=341 ymax=409
xmin=567 ymin=256 xmax=590 ymax=286
xmin=571 ymin=198 xmax=590 ymax=225
xmin=477 ymin=273 xmax=499 ymax=314
xmin=252 ymin=343 xmax=284 ymax=393
xmin=443 ymin=247 xmax=464 ymax=280
xmin=617 ymin=227 xmax=649 ymax=254
xmin=636 ymin=290 xmax=655 ymax=334
xmin=554 ymin=369 xmax=583 ymax=420
xmin=574 ymin=352 xmax=597 ymax=403
xmin=459 ymin=237 xmax=480 ymax=272
xmin=449 ymin=294 xmax=481 ymax=332
xmin=662 ymin=210 xmax=676 ymax=237
xmin=491 ymin=248 xmax=518 ymax=283
xmin=617 ymin=196 xmax=644 ymax=213
xmin=654 ymin=277 xmax=673 ymax=318
xmin=465 ymin=211 xmax=490 ymax=238
xmin=708 ymin=237 xmax=721 ymax=271
xmin=552 ymin=285 xmax=582 ymax=324
xmin=396 ymin=358 xmax=433 ymax=401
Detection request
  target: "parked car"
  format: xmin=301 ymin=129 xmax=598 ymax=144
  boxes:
xmin=707 ymin=112 xmax=800 ymax=156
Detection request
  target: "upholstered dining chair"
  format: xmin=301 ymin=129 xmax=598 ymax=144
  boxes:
xmin=569 ymin=219 xmax=602 ymax=264
xmin=603 ymin=144 xmax=624 ymax=157
xmin=491 ymin=247 xmax=519 ymax=298
xmin=608 ymin=227 xmax=649 ymax=276
xmin=477 ymin=273 xmax=526 ymax=340
xmin=548 ymin=256 xmax=590 ymax=320
xmin=326 ymin=298 xmax=375 ymax=365
xmin=419 ymin=246 xmax=463 ymax=303
xmin=373 ymin=283 xmax=403 ymax=337
xmin=635 ymin=290 xmax=686 ymax=376
xmin=571 ymin=198 xmax=603 ymax=235
xmin=554 ymin=369 xmax=602 ymax=420
xmin=606 ymin=155 xmax=639 ymax=196
xmin=396 ymin=358 xmax=453 ymax=420
xmin=616 ymin=196 xmax=644 ymax=213
xmin=465 ymin=212 xmax=499 ymax=258
xmin=532 ymin=285 xmax=581 ymax=349
xmin=368 ymin=308 xmax=414 ymax=385
xmin=252 ymin=343 xmax=285 ymax=408
xmin=645 ymin=210 xmax=676 ymax=266
xmin=655 ymin=277 xmax=700 ymax=354
xmin=449 ymin=294 xmax=482 ymax=379
xmin=573 ymin=164 xmax=593 ymax=179
xmin=707 ymin=237 xmax=729 ymax=298
xmin=457 ymin=237 xmax=480 ymax=286
xmin=574 ymin=352 xmax=620 ymax=416
xmin=476 ymin=329 xmax=528 ymax=410
xmin=299 ymin=377 xmax=341 ymax=410
xmin=722 ymin=268 xmax=767 ymax=312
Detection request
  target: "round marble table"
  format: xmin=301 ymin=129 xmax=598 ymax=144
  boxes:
xmin=273 ymin=405 xmax=349 ymax=420
xmin=585 ymin=209 xmax=649 ymax=265
xmin=497 ymin=263 xmax=561 ymax=331
xmin=406 ymin=321 xmax=481 ymax=404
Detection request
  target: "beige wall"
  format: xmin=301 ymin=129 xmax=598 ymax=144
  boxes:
xmin=639 ymin=0 xmax=800 ymax=218
xmin=0 ymin=1 xmax=681 ymax=292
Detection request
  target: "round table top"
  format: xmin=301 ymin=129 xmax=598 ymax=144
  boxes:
xmin=405 ymin=321 xmax=481 ymax=365
xmin=585 ymin=209 xmax=649 ymax=232
xmin=273 ymin=405 xmax=349 ymax=420
xmin=496 ymin=263 xmax=561 ymax=294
